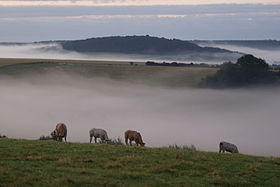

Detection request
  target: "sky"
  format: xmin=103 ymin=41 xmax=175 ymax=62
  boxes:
xmin=0 ymin=1 xmax=280 ymax=42
xmin=0 ymin=0 xmax=279 ymax=6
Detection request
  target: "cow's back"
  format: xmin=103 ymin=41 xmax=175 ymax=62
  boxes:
xmin=125 ymin=130 xmax=138 ymax=139
xmin=220 ymin=141 xmax=238 ymax=153
xmin=90 ymin=128 xmax=108 ymax=139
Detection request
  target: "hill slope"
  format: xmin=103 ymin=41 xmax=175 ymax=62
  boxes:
xmin=0 ymin=60 xmax=217 ymax=88
xmin=60 ymin=36 xmax=234 ymax=54
xmin=0 ymin=138 xmax=279 ymax=186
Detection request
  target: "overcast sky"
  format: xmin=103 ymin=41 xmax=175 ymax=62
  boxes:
xmin=0 ymin=0 xmax=279 ymax=6
xmin=0 ymin=1 xmax=280 ymax=42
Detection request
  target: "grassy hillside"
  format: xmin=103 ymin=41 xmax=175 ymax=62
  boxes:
xmin=0 ymin=59 xmax=217 ymax=87
xmin=0 ymin=58 xmax=135 ymax=68
xmin=0 ymin=139 xmax=279 ymax=186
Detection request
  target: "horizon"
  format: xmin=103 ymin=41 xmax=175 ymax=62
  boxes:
xmin=1 ymin=35 xmax=280 ymax=43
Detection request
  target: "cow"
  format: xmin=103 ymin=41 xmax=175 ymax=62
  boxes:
xmin=89 ymin=128 xmax=110 ymax=143
xmin=53 ymin=123 xmax=67 ymax=142
xmin=219 ymin=141 xmax=239 ymax=153
xmin=124 ymin=130 xmax=145 ymax=146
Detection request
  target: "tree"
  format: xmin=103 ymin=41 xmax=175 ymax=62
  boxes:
xmin=237 ymin=55 xmax=268 ymax=71
xmin=236 ymin=55 xmax=269 ymax=83
xmin=201 ymin=54 xmax=278 ymax=88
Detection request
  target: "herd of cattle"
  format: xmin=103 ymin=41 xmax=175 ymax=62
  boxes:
xmin=53 ymin=123 xmax=145 ymax=147
xmin=52 ymin=123 xmax=239 ymax=154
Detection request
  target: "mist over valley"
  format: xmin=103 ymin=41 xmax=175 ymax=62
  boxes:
xmin=0 ymin=36 xmax=280 ymax=157
xmin=193 ymin=40 xmax=280 ymax=64
xmin=0 ymin=62 xmax=279 ymax=157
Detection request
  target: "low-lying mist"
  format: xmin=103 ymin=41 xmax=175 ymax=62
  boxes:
xmin=0 ymin=43 xmax=239 ymax=63
xmin=0 ymin=71 xmax=279 ymax=157
xmin=0 ymin=43 xmax=94 ymax=60
xmin=197 ymin=43 xmax=280 ymax=64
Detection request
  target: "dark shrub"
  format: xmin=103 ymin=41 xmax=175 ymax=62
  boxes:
xmin=39 ymin=132 xmax=57 ymax=140
xmin=201 ymin=54 xmax=280 ymax=88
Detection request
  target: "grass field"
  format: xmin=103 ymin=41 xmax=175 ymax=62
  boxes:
xmin=0 ymin=58 xmax=138 ymax=67
xmin=0 ymin=58 xmax=217 ymax=87
xmin=0 ymin=138 xmax=280 ymax=186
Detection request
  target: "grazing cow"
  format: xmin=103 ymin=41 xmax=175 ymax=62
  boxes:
xmin=53 ymin=123 xmax=67 ymax=142
xmin=125 ymin=130 xmax=145 ymax=146
xmin=89 ymin=128 xmax=110 ymax=143
xmin=219 ymin=141 xmax=239 ymax=153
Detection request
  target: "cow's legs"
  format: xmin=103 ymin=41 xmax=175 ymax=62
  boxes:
xmin=129 ymin=140 xmax=132 ymax=146
xmin=125 ymin=137 xmax=128 ymax=145
xmin=90 ymin=136 xmax=93 ymax=143
xmin=64 ymin=136 xmax=67 ymax=142
xmin=101 ymin=136 xmax=105 ymax=143
xmin=94 ymin=137 xmax=97 ymax=143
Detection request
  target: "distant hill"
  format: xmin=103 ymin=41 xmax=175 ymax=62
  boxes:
xmin=0 ymin=36 xmax=248 ymax=62
xmin=60 ymin=36 xmax=234 ymax=55
xmin=191 ymin=40 xmax=280 ymax=50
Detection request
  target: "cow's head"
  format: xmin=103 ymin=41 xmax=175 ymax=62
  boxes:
xmin=136 ymin=133 xmax=145 ymax=146
xmin=140 ymin=142 xmax=145 ymax=147
xmin=51 ymin=130 xmax=58 ymax=141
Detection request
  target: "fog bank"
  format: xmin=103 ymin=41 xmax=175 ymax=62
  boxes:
xmin=0 ymin=72 xmax=279 ymax=157
xmin=197 ymin=42 xmax=280 ymax=64
xmin=0 ymin=43 xmax=238 ymax=63
xmin=0 ymin=43 xmax=101 ymax=60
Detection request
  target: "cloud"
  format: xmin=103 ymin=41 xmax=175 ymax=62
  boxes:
xmin=0 ymin=7 xmax=279 ymax=21
xmin=0 ymin=0 xmax=279 ymax=6
xmin=0 ymin=14 xmax=188 ymax=21
xmin=1 ymin=4 xmax=279 ymax=18
xmin=0 ymin=4 xmax=279 ymax=42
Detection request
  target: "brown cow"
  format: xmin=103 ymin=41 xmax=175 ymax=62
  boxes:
xmin=53 ymin=123 xmax=67 ymax=142
xmin=124 ymin=130 xmax=145 ymax=146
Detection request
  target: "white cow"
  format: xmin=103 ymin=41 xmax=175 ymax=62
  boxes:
xmin=89 ymin=128 xmax=110 ymax=143
xmin=219 ymin=141 xmax=239 ymax=153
